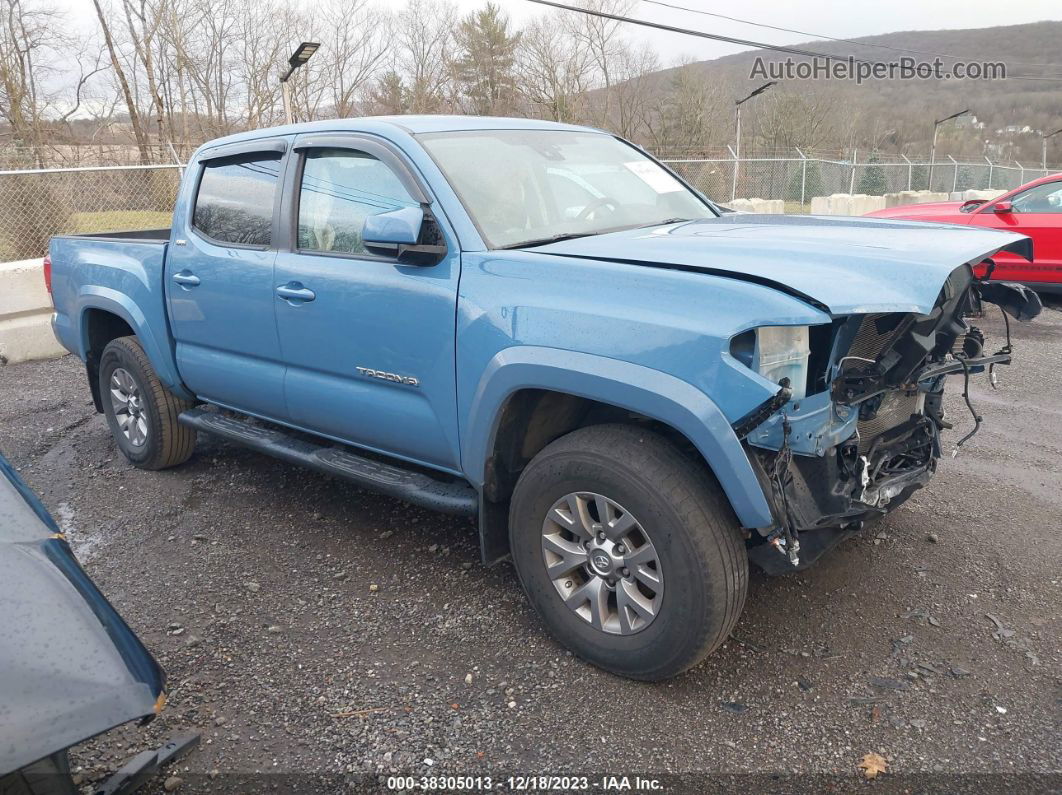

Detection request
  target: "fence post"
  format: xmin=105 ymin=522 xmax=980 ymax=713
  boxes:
xmin=167 ymin=142 xmax=184 ymax=178
xmin=985 ymin=156 xmax=994 ymax=190
xmin=849 ymin=149 xmax=858 ymax=194
xmin=1016 ymin=161 xmax=1024 ymax=185
xmin=901 ymin=154 xmax=912 ymax=191
xmin=796 ymin=147 xmax=807 ymax=206
xmin=727 ymin=145 xmax=738 ymax=202
xmin=948 ymin=155 xmax=958 ymax=193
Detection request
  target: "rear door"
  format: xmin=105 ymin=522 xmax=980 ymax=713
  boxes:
xmin=167 ymin=139 xmax=288 ymax=419
xmin=971 ymin=180 xmax=1062 ymax=285
xmin=271 ymin=133 xmax=462 ymax=470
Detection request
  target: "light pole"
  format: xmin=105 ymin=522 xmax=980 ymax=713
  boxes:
xmin=927 ymin=108 xmax=969 ymax=190
xmin=280 ymin=41 xmax=320 ymax=125
xmin=1041 ymin=127 xmax=1062 ymax=172
xmin=732 ymin=81 xmax=776 ymax=201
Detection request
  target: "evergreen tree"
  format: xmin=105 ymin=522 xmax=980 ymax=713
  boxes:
xmin=786 ymin=160 xmax=825 ymax=202
xmin=453 ymin=3 xmax=521 ymax=116
xmin=857 ymin=154 xmax=887 ymax=195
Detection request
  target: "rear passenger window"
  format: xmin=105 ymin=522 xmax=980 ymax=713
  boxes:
xmin=192 ymin=153 xmax=282 ymax=246
xmin=297 ymin=148 xmax=419 ymax=256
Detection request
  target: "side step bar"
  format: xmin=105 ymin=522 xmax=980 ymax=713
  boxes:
xmin=178 ymin=408 xmax=478 ymax=516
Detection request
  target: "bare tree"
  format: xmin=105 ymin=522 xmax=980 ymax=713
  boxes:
xmin=563 ymin=0 xmax=633 ymax=127
xmin=304 ymin=0 xmax=389 ymax=119
xmin=645 ymin=61 xmax=724 ymax=155
xmin=90 ymin=0 xmax=154 ymax=162
xmin=517 ymin=14 xmax=590 ymax=122
xmin=610 ymin=40 xmax=658 ymax=141
xmin=395 ymin=0 xmax=456 ymax=114
xmin=751 ymin=86 xmax=840 ymax=154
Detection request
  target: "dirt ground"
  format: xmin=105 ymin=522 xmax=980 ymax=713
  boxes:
xmin=1 ymin=301 xmax=1059 ymax=794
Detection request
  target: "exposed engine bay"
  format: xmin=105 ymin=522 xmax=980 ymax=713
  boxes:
xmin=734 ymin=264 xmax=1043 ymax=574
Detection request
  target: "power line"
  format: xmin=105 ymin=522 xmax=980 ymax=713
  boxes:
xmin=525 ymin=0 xmax=1062 ymax=82
xmin=639 ymin=0 xmax=1062 ymax=72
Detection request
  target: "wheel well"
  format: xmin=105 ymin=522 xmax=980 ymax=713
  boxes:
xmin=83 ymin=309 xmax=135 ymax=412
xmin=478 ymin=389 xmax=704 ymax=564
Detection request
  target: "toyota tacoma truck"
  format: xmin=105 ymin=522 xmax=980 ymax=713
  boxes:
xmin=47 ymin=116 xmax=1041 ymax=681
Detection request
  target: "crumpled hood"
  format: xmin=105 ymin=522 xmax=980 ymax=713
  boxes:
xmin=528 ymin=214 xmax=1031 ymax=315
xmin=0 ymin=455 xmax=164 ymax=775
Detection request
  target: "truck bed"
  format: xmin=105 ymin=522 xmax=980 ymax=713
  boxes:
xmin=57 ymin=228 xmax=171 ymax=244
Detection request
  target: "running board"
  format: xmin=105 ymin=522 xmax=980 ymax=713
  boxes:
xmin=178 ymin=408 xmax=477 ymax=515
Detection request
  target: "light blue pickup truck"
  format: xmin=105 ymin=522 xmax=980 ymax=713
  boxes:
xmin=48 ymin=116 xmax=1040 ymax=680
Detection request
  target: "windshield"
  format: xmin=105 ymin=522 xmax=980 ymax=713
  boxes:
xmin=419 ymin=129 xmax=717 ymax=249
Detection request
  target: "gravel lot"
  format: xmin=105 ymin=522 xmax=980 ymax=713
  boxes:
xmin=1 ymin=301 xmax=1059 ymax=793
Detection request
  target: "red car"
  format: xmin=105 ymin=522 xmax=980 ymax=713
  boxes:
xmin=867 ymin=173 xmax=1062 ymax=293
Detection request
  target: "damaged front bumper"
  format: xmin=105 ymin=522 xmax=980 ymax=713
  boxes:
xmin=735 ymin=269 xmax=1041 ymax=574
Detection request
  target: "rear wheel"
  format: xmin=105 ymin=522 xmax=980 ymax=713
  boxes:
xmin=509 ymin=424 xmax=748 ymax=680
xmin=99 ymin=336 xmax=196 ymax=470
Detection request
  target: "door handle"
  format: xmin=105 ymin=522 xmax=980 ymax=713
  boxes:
xmin=276 ymin=283 xmax=316 ymax=303
xmin=172 ymin=271 xmax=200 ymax=287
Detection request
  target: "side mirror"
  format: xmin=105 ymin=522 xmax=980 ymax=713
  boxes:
xmin=362 ymin=206 xmax=446 ymax=265
xmin=993 ymin=200 xmax=1013 ymax=214
xmin=362 ymin=207 xmax=424 ymax=248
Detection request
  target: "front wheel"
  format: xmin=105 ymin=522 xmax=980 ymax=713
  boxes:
xmin=509 ymin=424 xmax=748 ymax=680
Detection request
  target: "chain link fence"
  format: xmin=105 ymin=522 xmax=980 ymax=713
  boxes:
xmin=0 ymin=165 xmax=182 ymax=261
xmin=0 ymin=152 xmax=1058 ymax=261
xmin=663 ymin=153 xmax=1059 ymax=212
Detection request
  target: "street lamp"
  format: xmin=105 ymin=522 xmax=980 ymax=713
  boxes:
xmin=732 ymin=81 xmax=776 ymax=201
xmin=927 ymin=108 xmax=969 ymax=190
xmin=280 ymin=41 xmax=320 ymax=125
xmin=1041 ymin=127 xmax=1062 ymax=172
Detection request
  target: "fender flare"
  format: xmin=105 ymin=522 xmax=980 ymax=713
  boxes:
xmin=76 ymin=287 xmax=193 ymax=400
xmin=461 ymin=346 xmax=775 ymax=529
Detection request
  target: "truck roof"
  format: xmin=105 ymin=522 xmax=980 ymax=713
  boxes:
xmin=197 ymin=115 xmax=604 ymax=153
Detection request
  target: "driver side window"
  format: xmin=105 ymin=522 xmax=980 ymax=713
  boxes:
xmin=297 ymin=148 xmax=419 ymax=255
xmin=1009 ymin=182 xmax=1062 ymax=214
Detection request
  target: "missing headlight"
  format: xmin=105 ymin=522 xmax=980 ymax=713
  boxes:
xmin=730 ymin=326 xmax=811 ymax=400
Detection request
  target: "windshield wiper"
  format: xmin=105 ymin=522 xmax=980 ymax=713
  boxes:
xmin=502 ymin=232 xmax=597 ymax=250
xmin=641 ymin=217 xmax=693 ymax=228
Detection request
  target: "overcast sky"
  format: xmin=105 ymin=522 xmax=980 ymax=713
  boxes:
xmin=58 ymin=0 xmax=1062 ymax=68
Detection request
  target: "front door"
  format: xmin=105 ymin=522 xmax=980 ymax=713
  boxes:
xmin=972 ymin=180 xmax=1062 ymax=285
xmin=167 ymin=141 xmax=288 ymax=419
xmin=272 ymin=135 xmax=462 ymax=471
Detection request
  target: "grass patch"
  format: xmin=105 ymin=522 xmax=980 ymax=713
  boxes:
xmin=70 ymin=210 xmax=172 ymax=234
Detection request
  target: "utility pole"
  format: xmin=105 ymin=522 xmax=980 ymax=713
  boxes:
xmin=928 ymin=109 xmax=969 ymax=190
xmin=731 ymin=81 xmax=776 ymax=201
xmin=1041 ymin=127 xmax=1062 ymax=172
xmin=280 ymin=42 xmax=320 ymax=125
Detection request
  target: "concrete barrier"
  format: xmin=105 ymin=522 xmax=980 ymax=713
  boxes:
xmin=808 ymin=193 xmax=886 ymax=216
xmin=883 ymin=190 xmax=950 ymax=208
xmin=0 ymin=258 xmax=67 ymax=365
xmin=722 ymin=198 xmax=785 ymax=214
xmin=949 ymin=189 xmax=1006 ymax=202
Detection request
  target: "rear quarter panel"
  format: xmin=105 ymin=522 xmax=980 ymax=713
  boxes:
xmin=49 ymin=235 xmax=186 ymax=396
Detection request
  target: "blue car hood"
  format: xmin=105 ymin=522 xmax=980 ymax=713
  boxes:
xmin=528 ymin=214 xmax=1032 ymax=315
xmin=0 ymin=456 xmax=164 ymax=775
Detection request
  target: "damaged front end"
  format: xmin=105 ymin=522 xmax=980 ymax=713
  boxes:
xmin=733 ymin=263 xmax=1041 ymax=575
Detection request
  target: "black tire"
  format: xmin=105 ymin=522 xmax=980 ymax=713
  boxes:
xmin=0 ymin=751 xmax=76 ymax=795
xmin=99 ymin=336 xmax=196 ymax=470
xmin=509 ymin=424 xmax=748 ymax=681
